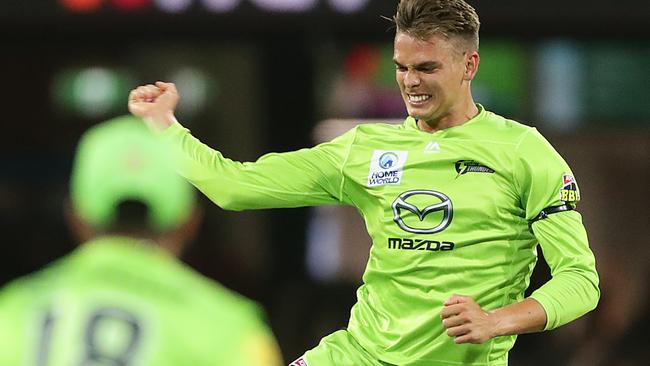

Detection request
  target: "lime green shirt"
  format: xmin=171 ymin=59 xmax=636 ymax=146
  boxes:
xmin=0 ymin=237 xmax=282 ymax=366
xmin=161 ymin=106 xmax=599 ymax=365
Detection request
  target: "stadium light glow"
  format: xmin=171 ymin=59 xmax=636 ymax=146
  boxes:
xmin=73 ymin=67 xmax=121 ymax=118
xmin=328 ymin=0 xmax=369 ymax=13
xmin=52 ymin=67 xmax=133 ymax=119
xmin=154 ymin=0 xmax=192 ymax=13
xmin=535 ymin=40 xmax=583 ymax=129
xmin=110 ymin=0 xmax=150 ymax=11
xmin=250 ymin=0 xmax=317 ymax=12
xmin=60 ymin=0 xmax=370 ymax=14
xmin=170 ymin=66 xmax=211 ymax=118
xmin=201 ymin=0 xmax=240 ymax=12
xmin=59 ymin=0 xmax=103 ymax=12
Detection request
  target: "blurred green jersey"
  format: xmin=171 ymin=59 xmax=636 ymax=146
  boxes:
xmin=161 ymin=105 xmax=599 ymax=365
xmin=0 ymin=236 xmax=282 ymax=366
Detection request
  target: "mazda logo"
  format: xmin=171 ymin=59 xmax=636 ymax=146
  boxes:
xmin=392 ymin=190 xmax=453 ymax=234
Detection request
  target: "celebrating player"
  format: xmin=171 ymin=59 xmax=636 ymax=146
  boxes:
xmin=127 ymin=0 xmax=599 ymax=365
xmin=0 ymin=116 xmax=283 ymax=365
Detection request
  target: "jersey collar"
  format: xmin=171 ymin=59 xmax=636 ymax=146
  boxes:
xmin=404 ymin=104 xmax=486 ymax=133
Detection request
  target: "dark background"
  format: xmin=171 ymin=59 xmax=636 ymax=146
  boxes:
xmin=1 ymin=1 xmax=649 ymax=364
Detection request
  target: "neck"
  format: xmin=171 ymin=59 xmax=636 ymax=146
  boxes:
xmin=417 ymin=98 xmax=479 ymax=133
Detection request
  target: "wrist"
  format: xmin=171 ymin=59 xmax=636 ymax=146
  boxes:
xmin=488 ymin=309 xmax=507 ymax=339
xmin=487 ymin=298 xmax=547 ymax=338
xmin=143 ymin=112 xmax=177 ymax=133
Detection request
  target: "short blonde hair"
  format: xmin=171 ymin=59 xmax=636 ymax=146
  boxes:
xmin=393 ymin=0 xmax=480 ymax=51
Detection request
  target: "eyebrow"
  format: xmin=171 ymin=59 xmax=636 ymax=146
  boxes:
xmin=393 ymin=60 xmax=442 ymax=69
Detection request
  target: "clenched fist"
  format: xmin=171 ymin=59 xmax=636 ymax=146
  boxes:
xmin=128 ymin=81 xmax=179 ymax=133
xmin=441 ymin=294 xmax=497 ymax=344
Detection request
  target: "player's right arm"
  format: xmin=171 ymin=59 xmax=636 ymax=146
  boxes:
xmin=128 ymin=81 xmax=179 ymax=133
xmin=128 ymin=81 xmax=355 ymax=211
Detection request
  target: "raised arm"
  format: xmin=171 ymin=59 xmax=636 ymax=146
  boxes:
xmin=127 ymin=81 xmax=356 ymax=211
xmin=160 ymin=123 xmax=356 ymax=210
xmin=128 ymin=81 xmax=179 ymax=133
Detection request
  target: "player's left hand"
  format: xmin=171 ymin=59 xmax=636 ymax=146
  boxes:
xmin=441 ymin=294 xmax=497 ymax=344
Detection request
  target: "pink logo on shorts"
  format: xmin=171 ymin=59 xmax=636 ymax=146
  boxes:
xmin=289 ymin=356 xmax=308 ymax=366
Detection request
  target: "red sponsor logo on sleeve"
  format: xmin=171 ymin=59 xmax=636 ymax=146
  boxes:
xmin=563 ymin=174 xmax=575 ymax=185
xmin=289 ymin=356 xmax=308 ymax=366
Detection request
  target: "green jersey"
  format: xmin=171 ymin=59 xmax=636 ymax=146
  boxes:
xmin=161 ymin=105 xmax=599 ymax=365
xmin=0 ymin=237 xmax=282 ymax=366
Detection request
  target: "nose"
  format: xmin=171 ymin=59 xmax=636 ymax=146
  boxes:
xmin=404 ymin=70 xmax=421 ymax=88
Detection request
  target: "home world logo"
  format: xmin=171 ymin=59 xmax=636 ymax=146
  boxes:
xmin=368 ymin=150 xmax=408 ymax=187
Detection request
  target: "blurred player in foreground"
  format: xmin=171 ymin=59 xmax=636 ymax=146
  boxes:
xmin=127 ymin=0 xmax=600 ymax=364
xmin=0 ymin=115 xmax=283 ymax=365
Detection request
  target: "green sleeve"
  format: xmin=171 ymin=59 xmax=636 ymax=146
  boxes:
xmin=514 ymin=128 xmax=600 ymax=330
xmin=160 ymin=122 xmax=356 ymax=210
xmin=514 ymin=128 xmax=574 ymax=220
xmin=529 ymin=212 xmax=599 ymax=330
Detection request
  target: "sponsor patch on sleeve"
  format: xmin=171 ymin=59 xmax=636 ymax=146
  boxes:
xmin=367 ymin=150 xmax=408 ymax=187
xmin=559 ymin=174 xmax=580 ymax=203
xmin=289 ymin=356 xmax=309 ymax=366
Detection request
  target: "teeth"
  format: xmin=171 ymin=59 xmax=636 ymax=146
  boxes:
xmin=409 ymin=94 xmax=431 ymax=102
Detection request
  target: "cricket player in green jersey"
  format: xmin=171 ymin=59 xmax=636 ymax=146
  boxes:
xmin=127 ymin=0 xmax=600 ymax=364
xmin=0 ymin=116 xmax=283 ymax=366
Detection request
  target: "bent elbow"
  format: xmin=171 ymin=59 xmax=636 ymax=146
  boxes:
xmin=586 ymin=277 xmax=601 ymax=313
xmin=195 ymin=186 xmax=246 ymax=211
xmin=213 ymin=195 xmax=246 ymax=211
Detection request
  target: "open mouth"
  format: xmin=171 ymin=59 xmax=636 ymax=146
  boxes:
xmin=407 ymin=94 xmax=432 ymax=104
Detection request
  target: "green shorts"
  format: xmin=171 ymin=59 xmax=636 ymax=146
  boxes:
xmin=290 ymin=330 xmax=392 ymax=366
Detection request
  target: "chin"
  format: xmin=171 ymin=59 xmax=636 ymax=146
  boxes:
xmin=407 ymin=109 xmax=430 ymax=120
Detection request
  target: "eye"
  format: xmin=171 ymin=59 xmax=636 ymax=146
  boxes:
xmin=419 ymin=66 xmax=437 ymax=73
xmin=395 ymin=65 xmax=407 ymax=72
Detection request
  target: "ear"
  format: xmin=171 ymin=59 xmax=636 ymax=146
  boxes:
xmin=160 ymin=203 xmax=204 ymax=257
xmin=464 ymin=51 xmax=480 ymax=81
xmin=63 ymin=199 xmax=95 ymax=244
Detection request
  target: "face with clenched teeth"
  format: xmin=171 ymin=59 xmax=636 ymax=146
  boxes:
xmin=394 ymin=32 xmax=473 ymax=129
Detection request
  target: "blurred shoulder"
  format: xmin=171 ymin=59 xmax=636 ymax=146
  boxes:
xmin=0 ymin=256 xmax=70 ymax=306
xmin=189 ymin=274 xmax=264 ymax=322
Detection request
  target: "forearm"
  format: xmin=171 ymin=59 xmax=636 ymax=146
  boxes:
xmin=529 ymin=212 xmax=600 ymax=330
xmin=160 ymin=122 xmax=240 ymax=183
xmin=529 ymin=271 xmax=600 ymax=330
xmin=159 ymin=122 xmax=347 ymax=210
xmin=442 ymin=294 xmax=547 ymax=344
xmin=490 ymin=297 xmax=547 ymax=337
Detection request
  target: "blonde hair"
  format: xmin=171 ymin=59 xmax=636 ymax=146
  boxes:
xmin=393 ymin=0 xmax=480 ymax=51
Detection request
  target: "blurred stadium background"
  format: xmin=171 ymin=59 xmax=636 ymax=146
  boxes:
xmin=1 ymin=1 xmax=648 ymax=364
